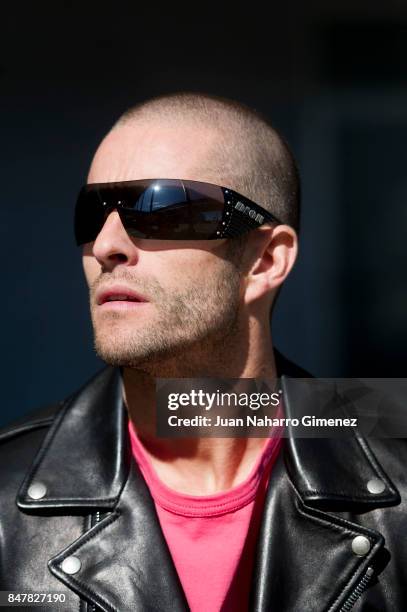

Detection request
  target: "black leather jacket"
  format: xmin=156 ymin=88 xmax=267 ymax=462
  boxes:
xmin=1 ymin=354 xmax=406 ymax=611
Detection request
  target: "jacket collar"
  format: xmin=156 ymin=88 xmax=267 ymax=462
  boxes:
xmin=17 ymin=366 xmax=130 ymax=510
xmin=281 ymin=376 xmax=400 ymax=508
xmin=17 ymin=362 xmax=400 ymax=511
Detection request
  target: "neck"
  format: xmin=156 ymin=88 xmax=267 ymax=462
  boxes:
xmin=122 ymin=319 xmax=278 ymax=494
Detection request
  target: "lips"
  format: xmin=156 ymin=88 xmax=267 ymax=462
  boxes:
xmin=96 ymin=285 xmax=148 ymax=306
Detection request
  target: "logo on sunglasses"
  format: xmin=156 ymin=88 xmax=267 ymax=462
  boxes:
xmin=234 ymin=201 xmax=264 ymax=224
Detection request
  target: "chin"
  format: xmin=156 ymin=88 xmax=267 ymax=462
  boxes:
xmin=93 ymin=345 xmax=144 ymax=368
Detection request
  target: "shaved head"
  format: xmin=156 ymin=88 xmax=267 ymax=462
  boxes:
xmin=110 ymin=92 xmax=300 ymax=233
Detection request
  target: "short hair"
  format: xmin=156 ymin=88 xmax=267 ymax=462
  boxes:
xmin=113 ymin=92 xmax=301 ymax=234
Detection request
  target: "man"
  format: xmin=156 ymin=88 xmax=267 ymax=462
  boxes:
xmin=0 ymin=93 xmax=406 ymax=612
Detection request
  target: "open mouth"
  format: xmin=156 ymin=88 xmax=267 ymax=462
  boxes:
xmin=103 ymin=294 xmax=141 ymax=303
xmin=96 ymin=286 xmax=149 ymax=308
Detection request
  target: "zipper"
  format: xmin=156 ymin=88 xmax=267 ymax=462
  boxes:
xmin=339 ymin=566 xmax=375 ymax=611
xmin=89 ymin=511 xmax=102 ymax=612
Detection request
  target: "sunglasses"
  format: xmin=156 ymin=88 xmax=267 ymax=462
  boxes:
xmin=74 ymin=178 xmax=283 ymax=245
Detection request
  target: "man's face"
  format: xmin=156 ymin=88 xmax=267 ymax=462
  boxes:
xmin=82 ymin=120 xmax=246 ymax=373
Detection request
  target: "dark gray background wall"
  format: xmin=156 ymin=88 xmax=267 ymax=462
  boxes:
xmin=1 ymin=1 xmax=406 ymax=426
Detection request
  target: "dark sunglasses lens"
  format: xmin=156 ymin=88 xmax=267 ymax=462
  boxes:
xmin=120 ymin=180 xmax=224 ymax=239
xmin=74 ymin=180 xmax=226 ymax=244
xmin=74 ymin=188 xmax=107 ymax=245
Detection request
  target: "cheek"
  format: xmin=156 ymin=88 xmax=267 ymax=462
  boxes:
xmin=161 ymin=254 xmax=231 ymax=300
xmin=155 ymin=249 xmax=219 ymax=285
xmin=82 ymin=248 xmax=99 ymax=287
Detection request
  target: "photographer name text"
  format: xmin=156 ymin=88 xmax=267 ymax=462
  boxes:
xmin=167 ymin=415 xmax=358 ymax=428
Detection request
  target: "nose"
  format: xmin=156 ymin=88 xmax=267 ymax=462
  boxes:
xmin=91 ymin=210 xmax=140 ymax=270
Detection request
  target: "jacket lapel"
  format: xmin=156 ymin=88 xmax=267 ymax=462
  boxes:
xmin=250 ymin=376 xmax=400 ymax=612
xmin=16 ymin=366 xmax=188 ymax=611
xmin=47 ymin=460 xmax=189 ymax=612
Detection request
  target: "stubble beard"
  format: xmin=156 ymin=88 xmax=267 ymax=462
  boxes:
xmin=90 ymin=259 xmax=243 ymax=377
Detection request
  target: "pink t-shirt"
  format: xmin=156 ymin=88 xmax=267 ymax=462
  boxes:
xmin=128 ymin=415 xmax=283 ymax=612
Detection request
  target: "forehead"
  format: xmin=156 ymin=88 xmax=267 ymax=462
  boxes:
xmin=87 ymin=121 xmax=223 ymax=184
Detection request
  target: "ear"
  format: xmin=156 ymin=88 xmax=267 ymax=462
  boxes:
xmin=243 ymin=225 xmax=298 ymax=305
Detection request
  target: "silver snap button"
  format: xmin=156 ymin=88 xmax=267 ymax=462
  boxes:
xmin=61 ymin=555 xmax=81 ymax=575
xmin=27 ymin=482 xmax=47 ymax=500
xmin=352 ymin=535 xmax=371 ymax=556
xmin=367 ymin=477 xmax=386 ymax=494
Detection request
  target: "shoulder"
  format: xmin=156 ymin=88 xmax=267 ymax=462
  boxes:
xmin=0 ymin=365 xmax=110 ymax=445
xmin=274 ymin=347 xmax=313 ymax=378
xmin=0 ymin=402 xmax=62 ymax=487
xmin=0 ymin=402 xmax=61 ymax=443
xmin=0 ymin=367 xmax=112 ymax=490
